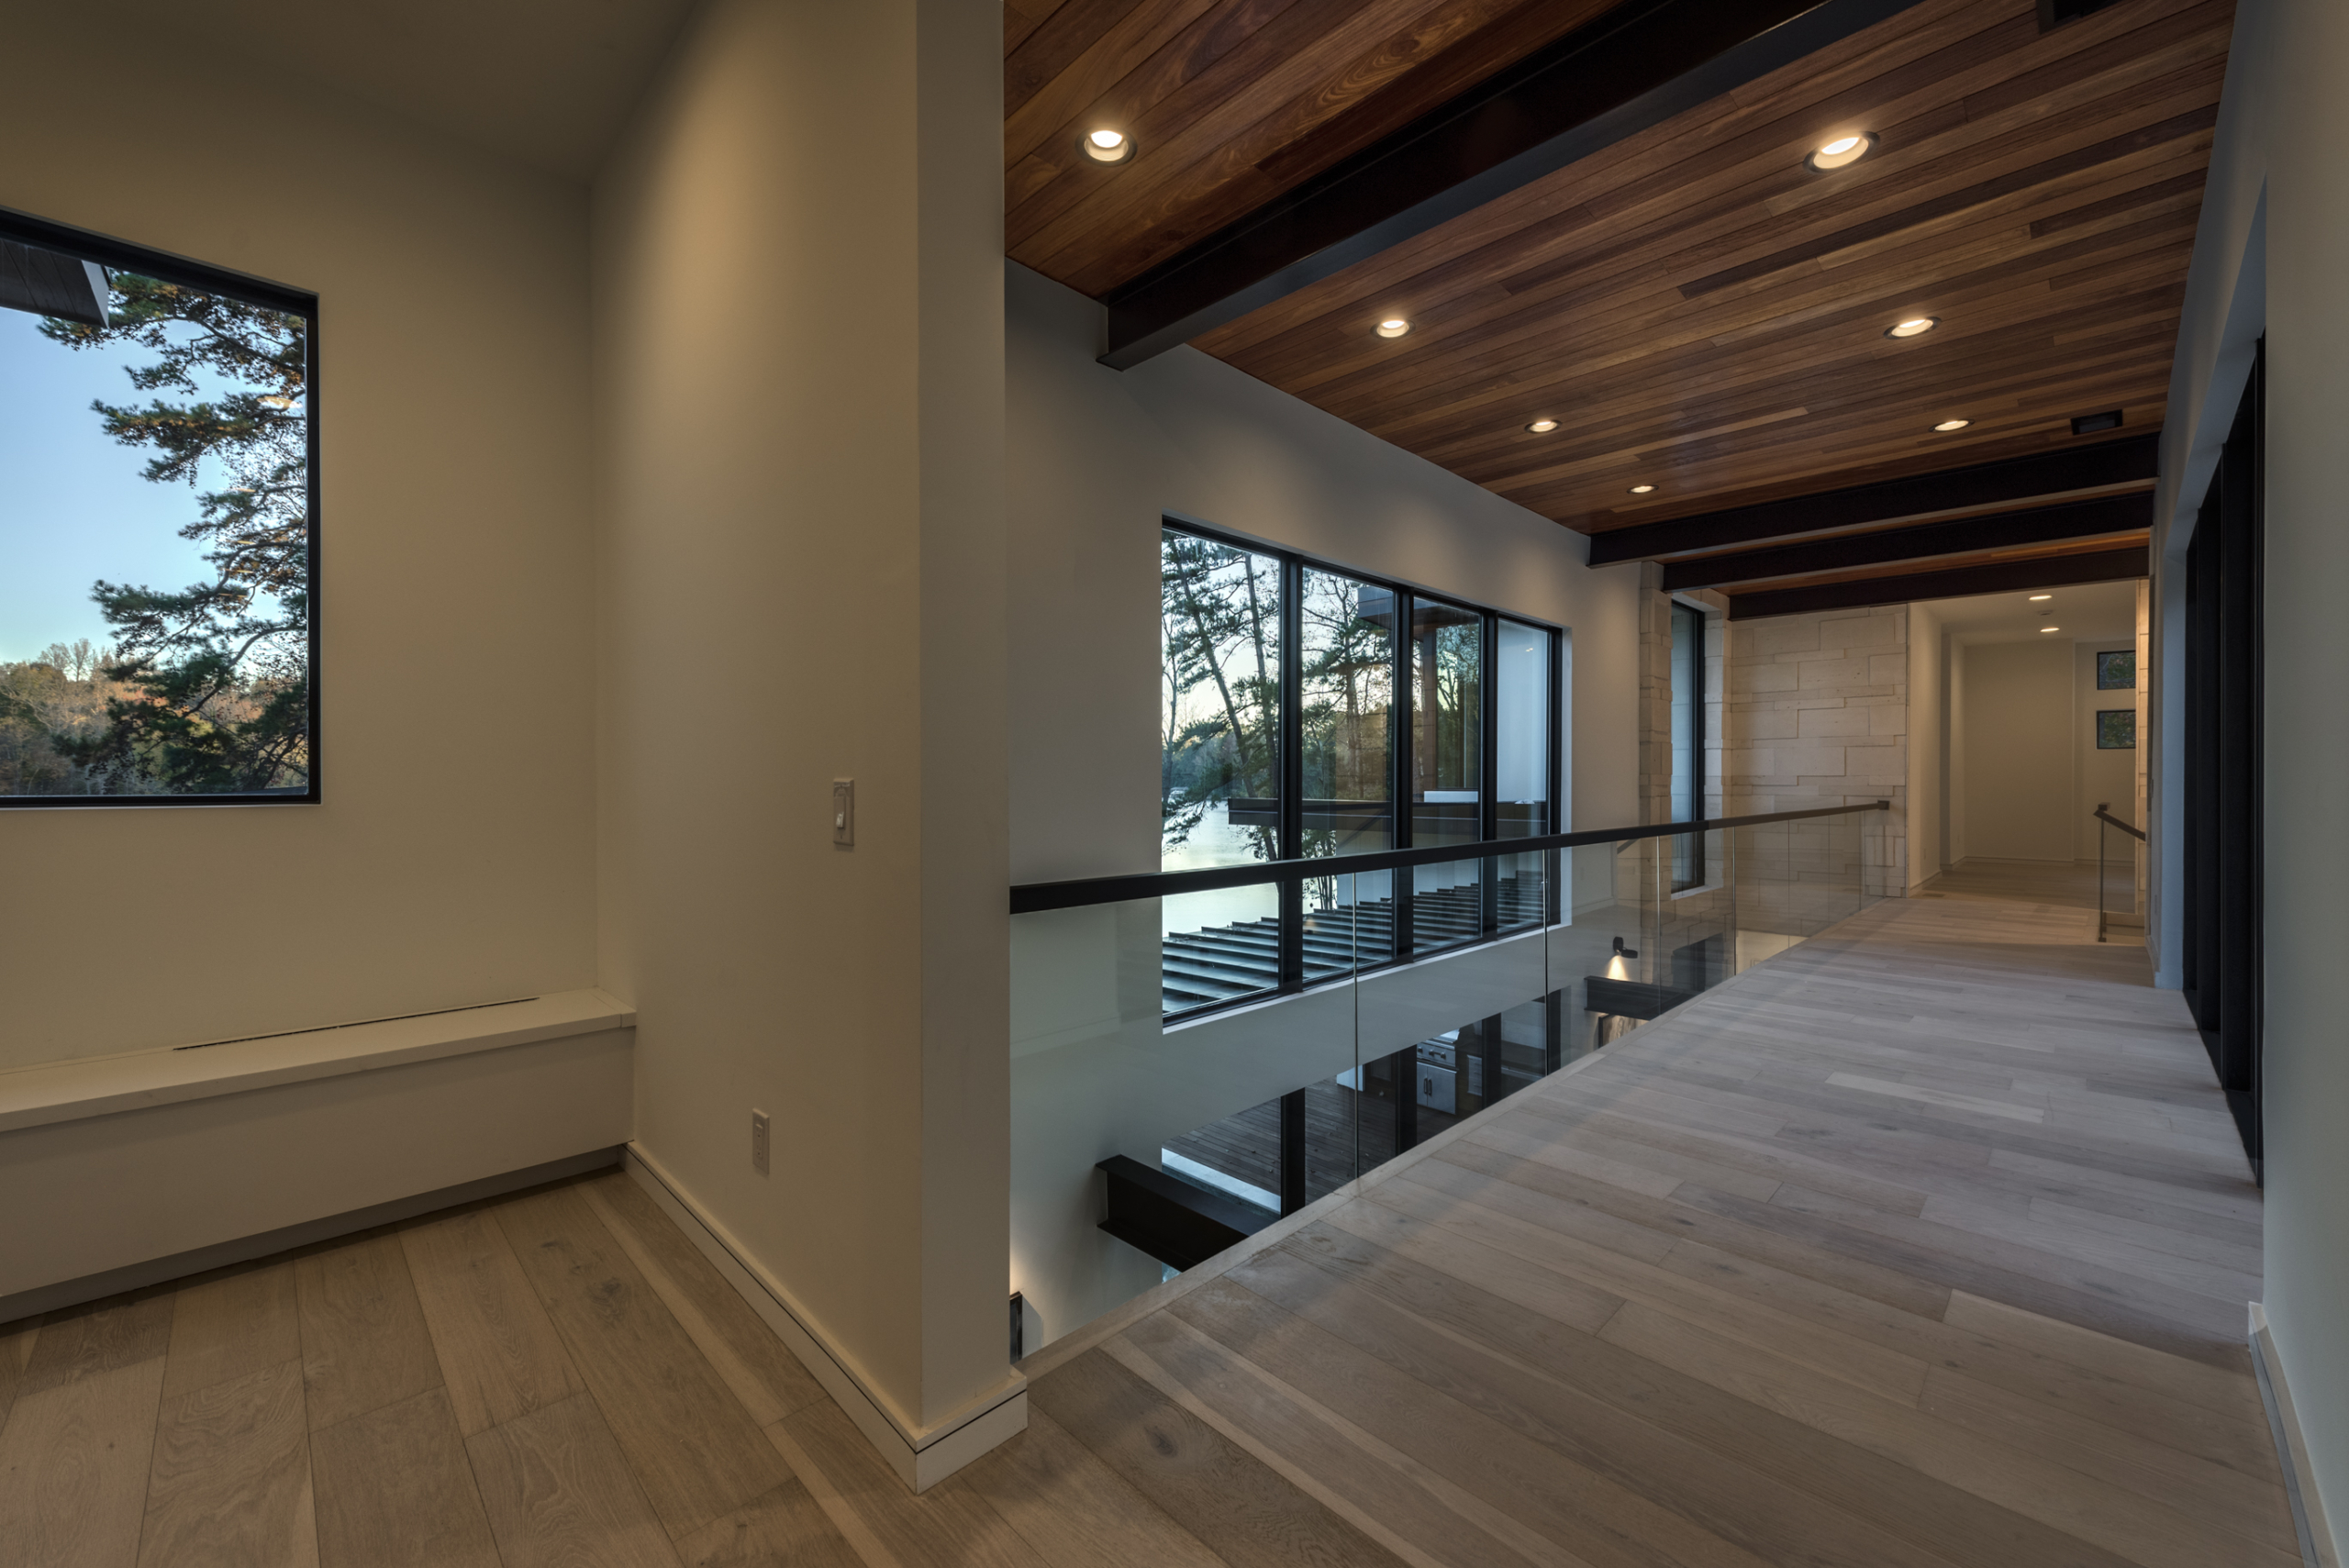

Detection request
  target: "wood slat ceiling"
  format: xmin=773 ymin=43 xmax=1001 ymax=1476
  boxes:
xmin=1003 ymin=0 xmax=1623 ymax=297
xmin=1160 ymin=0 xmax=2232 ymax=535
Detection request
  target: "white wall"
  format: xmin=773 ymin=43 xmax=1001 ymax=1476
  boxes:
xmin=2075 ymin=644 xmax=2137 ymax=863
xmin=1004 ymin=261 xmax=1642 ymax=1341
xmin=2161 ymin=0 xmax=2349 ymax=1540
xmin=1907 ymin=603 xmax=1945 ymax=887
xmin=0 ymin=11 xmax=599 ymax=1068
xmin=1948 ymin=641 xmax=1967 ymax=864
xmin=595 ymin=0 xmax=1012 ymax=1470
xmin=1957 ymin=640 xmax=2074 ymax=862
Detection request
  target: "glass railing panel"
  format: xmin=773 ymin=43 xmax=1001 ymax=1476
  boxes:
xmin=1663 ymin=826 xmax=1734 ymax=1001
xmin=1732 ymin=819 xmax=1801 ymax=971
xmin=1161 ymin=884 xmax=1279 ymax=1016
xmin=1011 ymin=873 xmax=1364 ymax=1349
xmin=1012 ymin=806 xmax=1886 ymax=1351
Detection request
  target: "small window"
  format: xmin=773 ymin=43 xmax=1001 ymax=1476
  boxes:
xmin=1 ymin=212 xmax=317 ymax=804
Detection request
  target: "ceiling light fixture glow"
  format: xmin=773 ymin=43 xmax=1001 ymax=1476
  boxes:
xmin=1628 ymin=484 xmax=1655 ymax=495
xmin=2041 ymin=626 xmax=2061 ymax=633
xmin=1080 ymin=128 xmax=1134 ymax=164
xmin=1886 ymin=317 xmax=1938 ymax=339
xmin=1932 ymin=417 xmax=1971 ymax=432
xmin=2029 ymin=594 xmax=2053 ymax=602
xmin=1806 ymin=131 xmax=1876 ymax=172
xmin=1526 ymin=417 xmax=1558 ymax=433
xmin=1375 ymin=317 xmax=1410 ymax=339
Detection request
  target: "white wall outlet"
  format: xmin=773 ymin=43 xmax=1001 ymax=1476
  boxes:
xmin=751 ymin=1109 xmax=770 ymax=1174
xmin=832 ymin=779 xmax=854 ymax=846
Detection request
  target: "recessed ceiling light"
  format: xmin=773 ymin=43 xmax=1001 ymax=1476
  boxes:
xmin=1628 ymin=484 xmax=1655 ymax=495
xmin=1526 ymin=417 xmax=1558 ymax=433
xmin=2029 ymin=594 xmax=2053 ymax=602
xmin=1932 ymin=417 xmax=1971 ymax=432
xmin=1806 ymin=132 xmax=1876 ymax=172
xmin=1375 ymin=317 xmax=1410 ymax=339
xmin=2040 ymin=626 xmax=2061 ymax=633
xmin=1886 ymin=317 xmax=1938 ymax=339
xmin=1080 ymin=128 xmax=1133 ymax=164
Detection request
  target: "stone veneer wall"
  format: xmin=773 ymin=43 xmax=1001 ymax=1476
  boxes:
xmin=1724 ymin=606 xmax=1909 ymax=898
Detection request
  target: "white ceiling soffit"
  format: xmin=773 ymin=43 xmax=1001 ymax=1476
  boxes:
xmin=1920 ymin=580 xmax=2141 ymax=646
xmin=103 ymin=0 xmax=696 ymax=181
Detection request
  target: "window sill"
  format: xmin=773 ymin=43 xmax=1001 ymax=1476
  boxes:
xmin=0 ymin=989 xmax=635 ymax=1134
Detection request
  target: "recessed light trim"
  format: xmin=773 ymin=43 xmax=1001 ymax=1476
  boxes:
xmin=1628 ymin=484 xmax=1655 ymax=495
xmin=2029 ymin=594 xmax=2053 ymax=602
xmin=1805 ymin=131 xmax=1877 ymax=172
xmin=1375 ymin=317 xmax=1410 ymax=339
xmin=1079 ymin=128 xmax=1134 ymax=164
xmin=2040 ymin=626 xmax=2061 ymax=633
xmin=1932 ymin=417 xmax=1971 ymax=432
xmin=1526 ymin=417 xmax=1558 ymax=433
xmin=1885 ymin=316 xmax=1939 ymax=339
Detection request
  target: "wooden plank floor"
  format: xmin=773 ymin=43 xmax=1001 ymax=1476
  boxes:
xmin=0 ymin=892 xmax=2290 ymax=1566
xmin=1021 ymin=893 xmax=2295 ymax=1568
xmin=1918 ymin=856 xmax=2134 ymax=913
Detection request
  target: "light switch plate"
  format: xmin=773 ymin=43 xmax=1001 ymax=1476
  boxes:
xmin=751 ymin=1109 xmax=770 ymax=1174
xmin=832 ymin=779 xmax=854 ymax=847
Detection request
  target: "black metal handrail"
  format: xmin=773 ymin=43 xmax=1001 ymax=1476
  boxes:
xmin=1011 ymin=799 xmax=1890 ymax=914
xmin=2093 ymin=804 xmax=2146 ymax=841
xmin=2093 ymin=802 xmax=2144 ymax=944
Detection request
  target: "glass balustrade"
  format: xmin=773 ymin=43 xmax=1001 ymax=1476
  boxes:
xmin=1009 ymin=802 xmax=1884 ymax=1351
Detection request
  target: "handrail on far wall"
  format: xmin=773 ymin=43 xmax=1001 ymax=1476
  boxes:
xmin=2093 ymin=802 xmax=2145 ymax=945
xmin=1009 ymin=799 xmax=1891 ymax=915
xmin=2093 ymin=804 xmax=2146 ymax=841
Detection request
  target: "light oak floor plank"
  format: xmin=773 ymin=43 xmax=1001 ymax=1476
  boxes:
xmin=295 ymin=1234 xmax=443 ymax=1433
xmin=136 ymin=1357 xmax=317 ymax=1568
xmin=400 ymin=1208 xmax=584 ymax=1437
xmin=0 ymin=1356 xmax=167 ymax=1568
xmin=774 ymin=1397 xmax=1046 ymax=1568
xmin=495 ymin=1184 xmax=785 ymax=1541
xmin=162 ymin=1261 xmax=301 ymax=1404
xmin=308 ymin=1386 xmax=497 ymax=1568
xmin=959 ymin=1405 xmax=1230 ymax=1568
xmin=575 ymin=1173 xmax=828 ymax=1427
xmin=0 ymin=1315 xmax=41 ymax=1430
xmin=463 ymin=1391 xmax=678 ymax=1568
xmin=670 ymin=1478 xmax=864 ymax=1568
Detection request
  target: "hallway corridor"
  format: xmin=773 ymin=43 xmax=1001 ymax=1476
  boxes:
xmin=0 ymin=895 xmax=2288 ymax=1567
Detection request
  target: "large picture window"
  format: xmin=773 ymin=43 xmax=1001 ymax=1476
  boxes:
xmin=1158 ymin=520 xmax=1562 ymax=1017
xmin=0 ymin=211 xmax=317 ymax=805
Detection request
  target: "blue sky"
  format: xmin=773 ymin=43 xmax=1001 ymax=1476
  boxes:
xmin=0 ymin=308 xmax=219 ymax=663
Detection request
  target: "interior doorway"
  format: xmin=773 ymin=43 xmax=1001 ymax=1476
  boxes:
xmin=1906 ymin=580 xmax=2148 ymax=924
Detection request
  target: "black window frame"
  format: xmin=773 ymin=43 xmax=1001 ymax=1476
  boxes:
xmin=0 ymin=206 xmax=320 ymax=809
xmin=1160 ymin=517 xmax=1564 ymax=1021
xmin=2180 ymin=338 xmax=2262 ymax=1176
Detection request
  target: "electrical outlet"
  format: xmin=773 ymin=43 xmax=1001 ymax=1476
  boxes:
xmin=751 ymin=1109 xmax=770 ymax=1174
xmin=832 ymin=779 xmax=854 ymax=846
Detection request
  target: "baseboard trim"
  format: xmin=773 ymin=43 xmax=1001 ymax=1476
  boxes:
xmin=0 ymin=1146 xmax=624 ymax=1326
xmin=620 ymin=1144 xmax=1024 ymax=1493
xmin=2254 ymin=1302 xmax=2341 ymax=1568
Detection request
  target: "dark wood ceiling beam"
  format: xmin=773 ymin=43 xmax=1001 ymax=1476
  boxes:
xmin=1097 ymin=0 xmax=1935 ymax=370
xmin=1662 ymin=493 xmax=2153 ymax=589
xmin=1585 ymin=432 xmax=2158 ymax=564
xmin=1723 ymin=544 xmax=2148 ymax=619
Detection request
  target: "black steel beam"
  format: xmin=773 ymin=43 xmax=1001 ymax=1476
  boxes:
xmin=1096 ymin=1155 xmax=1268 ymax=1272
xmin=1663 ymin=493 xmax=2153 ymax=590
xmin=1725 ymin=546 xmax=2147 ymax=620
xmin=1586 ymin=434 xmax=2160 ymax=565
xmin=1099 ymin=0 xmax=1932 ymax=370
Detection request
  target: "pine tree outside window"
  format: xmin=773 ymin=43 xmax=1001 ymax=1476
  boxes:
xmin=0 ymin=212 xmax=317 ymax=805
